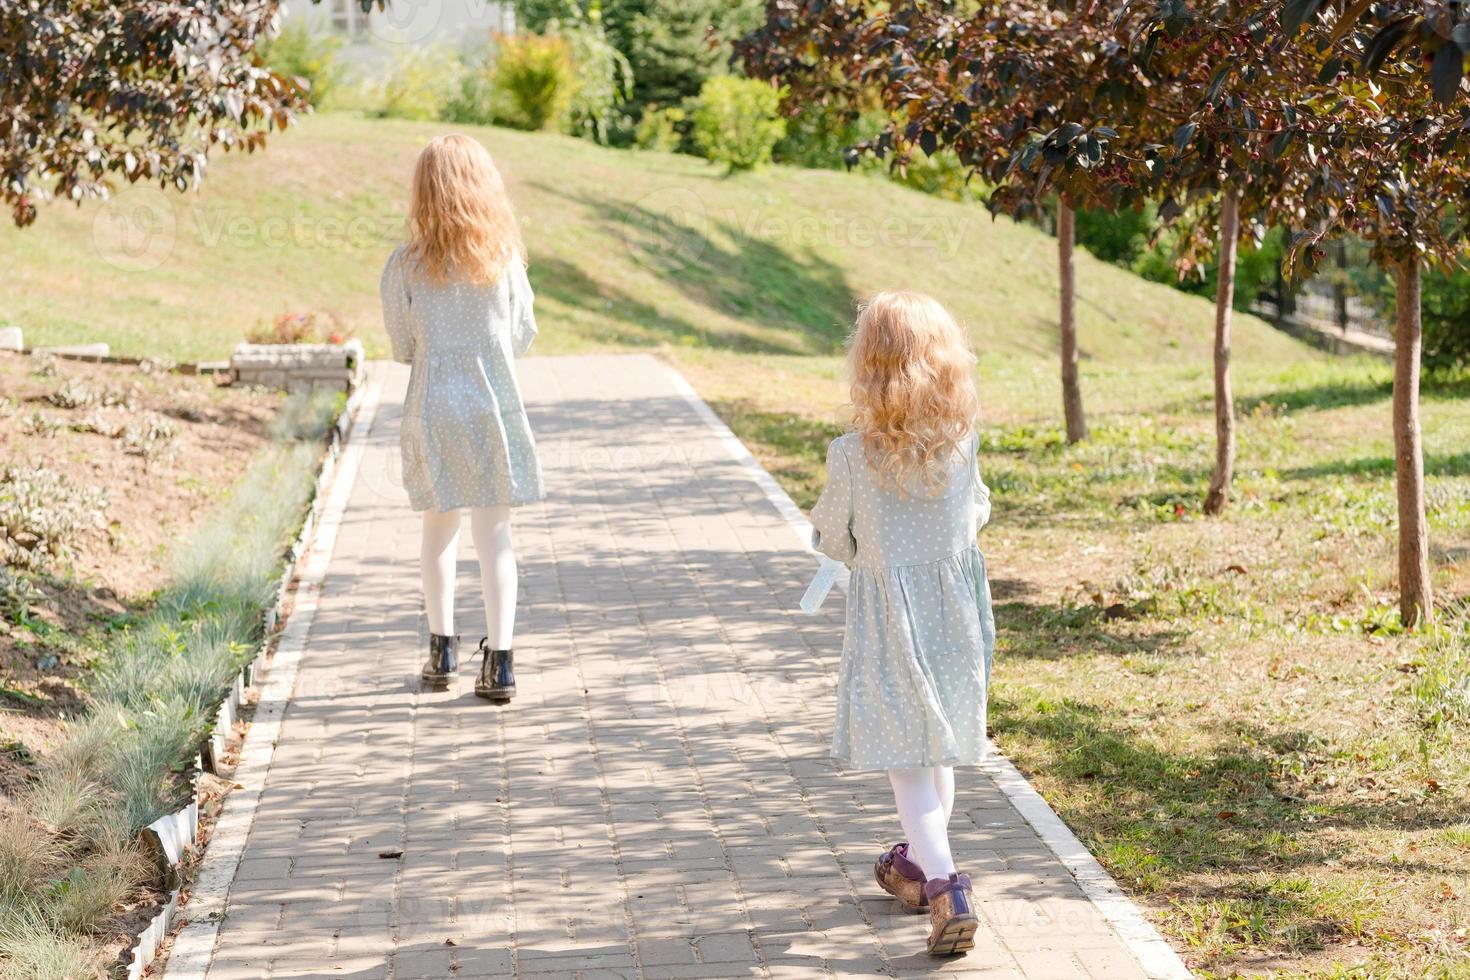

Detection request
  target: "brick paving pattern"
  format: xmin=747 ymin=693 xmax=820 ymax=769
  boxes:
xmin=201 ymin=356 xmax=1158 ymax=980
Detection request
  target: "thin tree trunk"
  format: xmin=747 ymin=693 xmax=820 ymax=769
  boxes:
xmin=1333 ymin=240 xmax=1349 ymax=334
xmin=1393 ymin=260 xmax=1432 ymax=627
xmin=1057 ymin=202 xmax=1087 ymax=443
xmin=1204 ymin=192 xmax=1239 ymax=516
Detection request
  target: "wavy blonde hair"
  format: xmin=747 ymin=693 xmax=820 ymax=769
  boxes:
xmin=848 ymin=290 xmax=979 ymax=491
xmin=406 ymin=134 xmax=524 ymax=285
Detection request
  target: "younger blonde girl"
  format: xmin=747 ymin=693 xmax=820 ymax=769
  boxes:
xmin=809 ymin=290 xmax=995 ymax=956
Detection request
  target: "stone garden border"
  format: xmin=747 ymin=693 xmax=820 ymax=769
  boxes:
xmin=121 ymin=372 xmax=377 ymax=980
xmin=6 ymin=330 xmax=369 ymax=387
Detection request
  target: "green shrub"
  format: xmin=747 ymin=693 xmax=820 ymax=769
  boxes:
xmin=634 ymin=104 xmax=686 ymax=152
xmin=690 ymin=76 xmax=786 ymax=172
xmin=1181 ymin=227 xmax=1285 ymax=312
xmin=562 ymin=18 xmax=634 ymax=144
xmin=444 ymin=56 xmax=498 ymax=126
xmin=1104 ymin=211 xmax=1286 ymax=313
xmin=774 ymin=99 xmax=883 ymax=170
xmin=490 ymin=33 xmax=575 ymax=131
xmin=1076 ymin=203 xmax=1155 ymax=267
xmin=884 ymin=148 xmax=988 ymax=203
xmin=260 ymin=19 xmax=343 ymax=108
xmin=770 ymin=93 xmax=987 ymax=200
xmin=1409 ymin=266 xmax=1470 ymax=374
xmin=375 ymin=44 xmax=463 ymax=121
xmin=518 ymin=0 xmax=762 ymax=110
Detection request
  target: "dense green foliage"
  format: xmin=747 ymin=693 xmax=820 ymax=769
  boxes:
xmin=1405 ymin=268 xmax=1470 ymax=374
xmin=517 ymin=0 xmax=760 ymax=109
xmin=613 ymin=0 xmax=761 ymax=108
xmin=774 ymin=99 xmax=882 ymax=169
xmin=443 ymin=53 xmax=500 ymax=126
xmin=259 ymin=19 xmax=344 ymax=108
xmin=633 ymin=104 xmax=686 ymax=151
xmin=374 ymin=44 xmax=464 ymax=121
xmin=1075 ymin=204 xmax=1154 ymax=267
xmin=561 ymin=18 xmax=634 ymax=144
xmin=0 ymin=0 xmax=375 ymax=226
xmin=1075 ymin=204 xmax=1285 ymax=313
xmin=690 ymin=76 xmax=786 ymax=172
xmin=488 ymin=34 xmax=575 ymax=132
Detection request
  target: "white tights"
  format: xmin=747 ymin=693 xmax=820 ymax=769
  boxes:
xmin=888 ymin=766 xmax=957 ymax=881
xmin=420 ymin=507 xmax=517 ymax=649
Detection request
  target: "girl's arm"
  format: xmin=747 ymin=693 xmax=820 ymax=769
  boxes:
xmin=508 ymin=257 xmax=538 ymax=357
xmin=810 ymin=438 xmax=857 ymax=563
xmin=380 ymin=248 xmax=414 ymax=365
xmin=973 ymin=433 xmax=992 ymax=529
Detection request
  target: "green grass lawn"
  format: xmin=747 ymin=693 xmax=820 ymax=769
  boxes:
xmin=3 ymin=114 xmax=1467 ymax=978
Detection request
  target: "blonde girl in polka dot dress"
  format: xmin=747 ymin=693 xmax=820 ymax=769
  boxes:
xmin=380 ymin=134 xmax=545 ymax=703
xmin=809 ymin=290 xmax=995 ymax=956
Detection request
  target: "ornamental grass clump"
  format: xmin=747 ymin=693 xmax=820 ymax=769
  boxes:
xmin=0 ymin=388 xmax=340 ymax=978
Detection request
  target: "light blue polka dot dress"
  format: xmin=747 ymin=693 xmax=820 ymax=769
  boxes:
xmin=810 ymin=433 xmax=995 ymax=770
xmin=380 ymin=247 xmax=545 ymax=512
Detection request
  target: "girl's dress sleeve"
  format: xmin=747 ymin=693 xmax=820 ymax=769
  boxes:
xmin=507 ymin=256 xmax=538 ymax=357
xmin=380 ymin=248 xmax=414 ymax=365
xmin=972 ymin=432 xmax=992 ymax=530
xmin=810 ymin=437 xmax=858 ymax=564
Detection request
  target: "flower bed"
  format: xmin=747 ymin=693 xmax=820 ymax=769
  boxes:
xmin=0 ymin=365 xmax=362 ymax=979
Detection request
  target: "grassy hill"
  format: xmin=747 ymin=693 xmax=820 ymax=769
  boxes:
xmin=0 ymin=112 xmax=1309 ymax=373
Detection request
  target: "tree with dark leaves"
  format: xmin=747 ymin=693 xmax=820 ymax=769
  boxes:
xmin=0 ymin=0 xmax=381 ymax=227
xmin=740 ymin=0 xmax=1470 ymax=624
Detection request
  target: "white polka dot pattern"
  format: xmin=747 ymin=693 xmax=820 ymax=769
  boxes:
xmin=380 ymin=247 xmax=546 ymax=512
xmin=809 ymin=432 xmax=996 ymax=770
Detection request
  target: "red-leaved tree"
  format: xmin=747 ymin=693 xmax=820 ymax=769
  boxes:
xmin=1 ymin=0 xmax=380 ymax=227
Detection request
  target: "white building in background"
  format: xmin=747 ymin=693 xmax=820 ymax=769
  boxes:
xmin=284 ymin=0 xmax=515 ymax=54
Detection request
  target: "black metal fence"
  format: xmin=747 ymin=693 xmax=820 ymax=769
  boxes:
xmin=1256 ymin=240 xmax=1393 ymax=340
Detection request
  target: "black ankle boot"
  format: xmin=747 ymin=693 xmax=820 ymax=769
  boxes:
xmin=474 ymin=637 xmax=515 ymax=703
xmin=421 ymin=633 xmax=459 ymax=689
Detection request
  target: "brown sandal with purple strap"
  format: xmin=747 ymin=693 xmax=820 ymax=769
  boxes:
xmin=874 ymin=843 xmax=928 ymax=912
xmin=925 ymin=873 xmax=979 ymax=956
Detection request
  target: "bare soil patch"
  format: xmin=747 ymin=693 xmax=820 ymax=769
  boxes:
xmin=0 ymin=351 xmax=281 ymax=784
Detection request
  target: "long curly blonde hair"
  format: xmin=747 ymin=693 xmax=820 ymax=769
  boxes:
xmin=406 ymin=134 xmax=524 ymax=285
xmin=848 ymin=290 xmax=979 ymax=491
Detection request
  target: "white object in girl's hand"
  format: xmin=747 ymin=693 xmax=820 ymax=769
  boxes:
xmin=800 ymin=556 xmax=843 ymax=613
